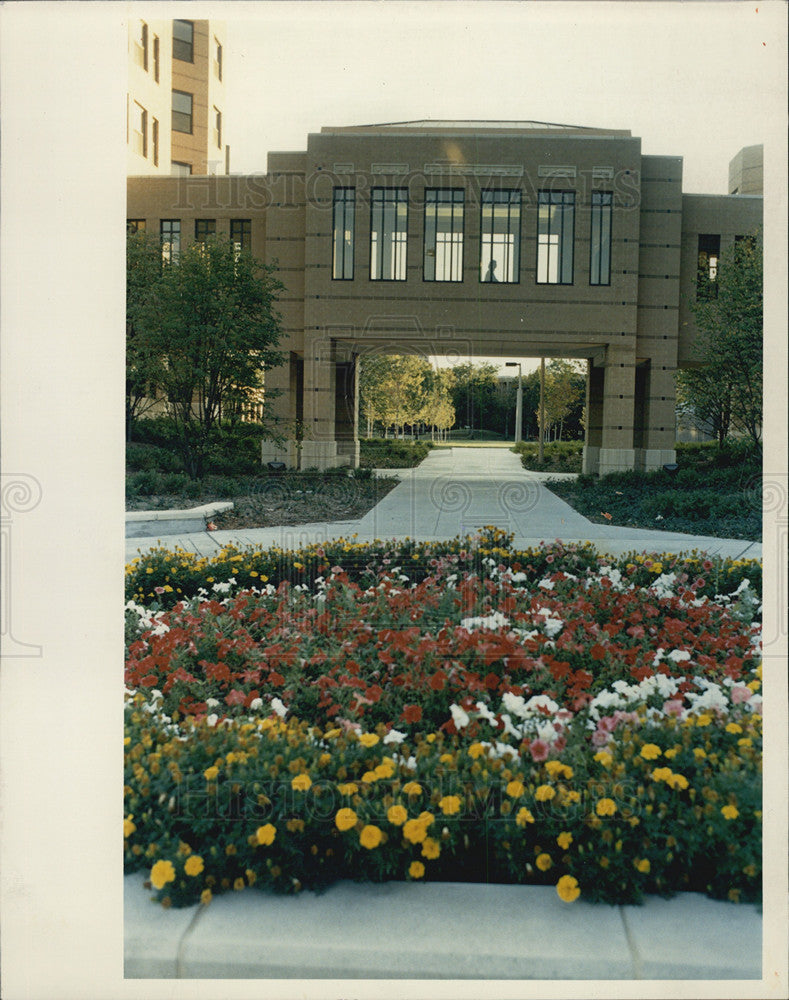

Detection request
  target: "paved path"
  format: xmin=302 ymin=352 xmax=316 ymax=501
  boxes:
xmin=126 ymin=447 xmax=762 ymax=562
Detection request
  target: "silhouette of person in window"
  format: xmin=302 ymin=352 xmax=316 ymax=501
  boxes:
xmin=484 ymin=259 xmax=499 ymax=282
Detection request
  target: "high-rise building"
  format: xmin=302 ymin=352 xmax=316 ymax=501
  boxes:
xmin=728 ymin=144 xmax=763 ymax=195
xmin=127 ymin=17 xmax=228 ymax=177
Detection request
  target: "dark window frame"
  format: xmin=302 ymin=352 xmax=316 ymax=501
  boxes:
xmin=697 ymin=234 xmax=720 ymax=301
xmin=141 ymin=22 xmax=149 ymax=71
xmin=127 ymin=219 xmax=146 ymax=234
xmin=230 ymin=219 xmax=252 ymax=252
xmin=172 ymin=90 xmax=193 ymax=134
xmin=215 ymin=39 xmax=223 ymax=80
xmin=423 ymin=188 xmax=465 ymax=283
xmin=153 ymin=35 xmax=160 ymax=82
xmin=194 ymin=219 xmax=217 ymax=243
xmin=369 ymin=187 xmax=409 ymax=281
xmin=332 ymin=187 xmax=356 ymax=280
xmin=160 ymin=219 xmax=181 ymax=263
xmin=536 ymin=190 xmax=575 ymax=285
xmin=479 ymin=189 xmax=521 ymax=284
xmin=214 ymin=107 xmax=222 ymax=149
xmin=173 ymin=19 xmax=194 ymax=62
xmin=589 ymin=191 xmax=613 ymax=286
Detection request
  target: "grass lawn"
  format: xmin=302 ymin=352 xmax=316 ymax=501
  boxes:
xmin=546 ymin=441 xmax=761 ymax=541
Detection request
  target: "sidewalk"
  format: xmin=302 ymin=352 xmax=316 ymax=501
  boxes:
xmin=124 ymin=874 xmax=763 ymax=980
xmin=125 ymin=446 xmax=762 ymax=563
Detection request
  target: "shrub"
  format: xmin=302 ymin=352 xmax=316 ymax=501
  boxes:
xmin=360 ymin=438 xmax=432 ymax=468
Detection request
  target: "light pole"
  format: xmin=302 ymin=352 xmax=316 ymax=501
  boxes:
xmin=505 ymin=362 xmax=522 ymax=444
xmin=539 ymin=357 xmax=546 ymax=463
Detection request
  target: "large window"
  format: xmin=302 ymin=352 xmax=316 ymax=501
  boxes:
xmin=537 ymin=191 xmax=575 ymax=284
xmin=332 ymin=188 xmax=355 ymax=280
xmin=213 ymin=108 xmax=222 ymax=149
xmin=131 ymin=102 xmax=147 ymax=157
xmin=589 ymin=191 xmax=612 ymax=286
xmin=171 ymin=161 xmax=192 ymax=176
xmin=195 ymin=220 xmax=216 ymax=247
xmin=424 ymin=189 xmax=464 ymax=282
xmin=231 ymin=219 xmax=252 ymax=253
xmin=172 ymin=90 xmax=193 ymax=134
xmin=173 ymin=19 xmax=194 ymax=62
xmin=697 ymin=234 xmax=720 ymax=300
xmin=370 ymin=188 xmax=408 ymax=281
xmin=480 ymin=190 xmax=520 ymax=283
xmin=160 ymin=220 xmax=181 ymax=263
xmin=152 ymin=118 xmax=159 ymax=167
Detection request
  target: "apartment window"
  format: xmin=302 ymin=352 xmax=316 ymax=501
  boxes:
xmin=153 ymin=35 xmax=160 ymax=82
xmin=589 ymin=191 xmax=613 ymax=286
xmin=537 ymin=191 xmax=575 ymax=284
xmin=480 ymin=190 xmax=520 ymax=283
xmin=127 ymin=220 xmax=146 ymax=234
xmin=424 ymin=189 xmax=464 ymax=282
xmin=231 ymin=220 xmax=252 ymax=253
xmin=195 ymin=219 xmax=216 ymax=243
xmin=697 ymin=234 xmax=720 ymax=300
xmin=213 ymin=108 xmax=222 ymax=149
xmin=214 ymin=39 xmax=223 ymax=80
xmin=370 ymin=188 xmax=408 ymax=281
xmin=152 ymin=119 xmax=159 ymax=167
xmin=160 ymin=220 xmax=181 ymax=263
xmin=141 ymin=23 xmax=149 ymax=70
xmin=131 ymin=102 xmax=147 ymax=157
xmin=172 ymin=90 xmax=193 ymax=134
xmin=173 ymin=19 xmax=194 ymax=62
xmin=171 ymin=161 xmax=192 ymax=176
xmin=332 ymin=188 xmax=355 ymax=280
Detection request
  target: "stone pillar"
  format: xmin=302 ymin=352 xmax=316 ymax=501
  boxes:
xmin=260 ymin=354 xmax=298 ymax=468
xmin=300 ymin=334 xmax=343 ymax=469
xmin=335 ymin=355 xmax=360 ymax=468
xmin=598 ymin=349 xmax=637 ymax=475
xmin=582 ymin=361 xmax=604 ymax=474
xmin=634 ymin=362 xmax=677 ymax=471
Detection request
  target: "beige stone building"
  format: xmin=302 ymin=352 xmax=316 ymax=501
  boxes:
xmin=127 ymin=18 xmax=228 ymax=178
xmin=127 ymin=122 xmax=762 ymax=472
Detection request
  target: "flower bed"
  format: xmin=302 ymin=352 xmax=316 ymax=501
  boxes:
xmin=125 ymin=533 xmax=762 ymax=909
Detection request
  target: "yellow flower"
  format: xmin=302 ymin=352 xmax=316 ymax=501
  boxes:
xmin=421 ymin=837 xmax=441 ymax=860
xmin=557 ymin=832 xmax=573 ymax=850
xmin=403 ymin=819 xmax=429 ymax=844
xmin=184 ymin=855 xmax=204 ymax=877
xmin=359 ymin=824 xmax=384 ymax=850
xmin=409 ymin=861 xmax=425 ymax=879
xmin=505 ymin=780 xmax=525 ymax=798
xmin=635 ymin=858 xmax=651 ymax=873
xmin=124 ymin=817 xmax=136 ymax=838
xmin=651 ymin=767 xmax=673 ymax=783
xmin=667 ymin=772 xmax=689 ymax=790
xmin=695 ymin=713 xmax=712 ymax=727
xmin=204 ymin=766 xmax=219 ymax=781
xmin=468 ymin=743 xmax=486 ymax=759
xmin=738 ymin=737 xmax=753 ymax=748
xmin=544 ymin=761 xmax=573 ymax=780
xmin=439 ymin=753 xmax=454 ymax=765
xmin=640 ymin=744 xmax=662 ymax=760
xmin=337 ymin=782 xmax=358 ymax=796
xmin=747 ymin=679 xmax=760 ymax=692
xmin=402 ymin=781 xmax=422 ymax=796
xmin=387 ymin=804 xmax=408 ymax=826
xmin=536 ymin=852 xmax=552 ymax=871
xmin=150 ymin=859 xmax=176 ymax=890
xmin=516 ymin=807 xmax=535 ymax=827
xmin=726 ymin=722 xmax=743 ymax=734
xmin=234 ymin=877 xmax=245 ymax=891
xmin=594 ymin=751 xmax=613 ymax=768
xmin=721 ymin=805 xmax=740 ymax=820
xmin=359 ymin=733 xmax=379 ymax=748
xmin=535 ymin=784 xmax=556 ymax=802
xmin=556 ymin=875 xmax=581 ymax=903
xmin=664 ymin=747 xmax=680 ymax=760
xmin=375 ymin=758 xmax=396 ymax=779
xmin=335 ymin=808 xmax=358 ymax=832
xmin=596 ymin=798 xmax=617 ymax=817
xmin=361 ymin=770 xmax=379 ymax=783
xmin=291 ymin=773 xmax=312 ymax=792
xmin=200 ymin=888 xmax=212 ymax=905
xmin=256 ymin=823 xmax=276 ymax=846
xmin=439 ymin=795 xmax=462 ymax=815
xmin=693 ymin=747 xmax=707 ymax=760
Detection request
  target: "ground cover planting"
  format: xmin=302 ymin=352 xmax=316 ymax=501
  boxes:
xmin=125 ymin=533 xmax=762 ymax=910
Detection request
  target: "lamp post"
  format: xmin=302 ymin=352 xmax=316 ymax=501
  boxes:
xmin=505 ymin=362 xmax=523 ymax=444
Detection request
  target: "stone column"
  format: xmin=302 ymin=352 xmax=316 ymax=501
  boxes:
xmin=582 ymin=360 xmax=604 ymax=474
xmin=635 ymin=362 xmax=677 ymax=471
xmin=335 ymin=354 xmax=360 ymax=468
xmin=300 ymin=334 xmax=342 ymax=469
xmin=598 ymin=349 xmax=637 ymax=475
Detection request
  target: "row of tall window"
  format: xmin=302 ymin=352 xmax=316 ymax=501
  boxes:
xmin=135 ymin=22 xmax=161 ymax=81
xmin=130 ymin=102 xmax=159 ymax=167
xmin=332 ymin=188 xmax=613 ymax=285
xmin=127 ymin=220 xmax=252 ymax=261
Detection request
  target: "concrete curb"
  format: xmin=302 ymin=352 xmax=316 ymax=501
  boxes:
xmin=125 ymin=501 xmax=233 ymax=538
xmin=124 ymin=876 xmax=762 ymax=980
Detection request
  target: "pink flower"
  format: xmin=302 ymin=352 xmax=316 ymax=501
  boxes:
xmin=529 ymin=739 xmax=550 ymax=762
xmin=598 ymin=716 xmax=617 ymax=733
xmin=206 ymin=522 xmax=217 ymax=531
xmin=545 ymin=554 xmax=554 ymax=564
xmin=731 ymin=685 xmax=752 ymax=704
xmin=591 ymin=730 xmax=611 ymax=747
xmin=663 ymin=699 xmax=684 ymax=716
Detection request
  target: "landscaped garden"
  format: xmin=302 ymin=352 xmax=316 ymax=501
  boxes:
xmin=125 ymin=530 xmax=762 ymax=910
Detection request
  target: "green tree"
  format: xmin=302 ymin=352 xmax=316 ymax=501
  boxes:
xmin=536 ymin=360 xmax=585 ymax=442
xmin=359 ymin=354 xmax=430 ymax=437
xmin=133 ymin=234 xmax=285 ymax=478
xmin=449 ymin=362 xmax=500 ymax=433
xmin=419 ymin=367 xmax=456 ymax=440
xmin=677 ymin=234 xmax=762 ymax=446
xmin=126 ymin=232 xmax=167 ymax=440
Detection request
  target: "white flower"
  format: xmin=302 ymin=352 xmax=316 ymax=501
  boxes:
xmin=500 ymin=713 xmax=523 ymax=739
xmin=249 ymin=698 xmax=263 ymax=711
xmin=523 ymin=694 xmax=559 ymax=716
xmin=450 ymin=704 xmax=470 ymax=730
xmin=270 ymin=697 xmax=288 ymax=718
xmin=538 ymin=578 xmax=554 ymax=590
xmin=460 ymin=611 xmax=510 ymax=631
xmin=383 ymin=728 xmax=406 ymax=745
xmin=509 ymin=572 xmax=528 ymax=583
xmin=474 ymin=701 xmax=499 ymax=725
xmin=541 ymin=617 xmax=564 ymax=638
xmin=501 ymin=691 xmax=527 ymax=719
xmin=206 ymin=714 xmax=219 ymax=728
xmin=205 ymin=698 xmax=220 ymax=708
xmin=667 ymin=650 xmax=691 ymax=663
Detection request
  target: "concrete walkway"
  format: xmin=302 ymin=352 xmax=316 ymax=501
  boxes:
xmin=124 ymin=875 xmax=764 ymax=980
xmin=125 ymin=446 xmax=762 ymax=563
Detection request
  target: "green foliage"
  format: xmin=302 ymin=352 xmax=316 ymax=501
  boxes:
xmin=128 ymin=417 xmax=271 ymax=478
xmin=360 ymin=438 xmax=432 ymax=468
xmin=514 ymin=440 xmax=583 ymax=472
xmin=359 ymin=355 xmax=455 ymax=439
xmin=677 ymin=233 xmax=762 ymax=445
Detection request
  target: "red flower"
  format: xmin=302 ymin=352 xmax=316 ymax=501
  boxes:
xmin=401 ymin=704 xmax=422 ymax=724
xmin=225 ymin=689 xmax=247 ymax=707
xmin=429 ymin=670 xmax=447 ymax=691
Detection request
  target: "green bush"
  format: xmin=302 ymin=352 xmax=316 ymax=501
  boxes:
xmin=514 ymin=441 xmax=583 ymax=473
xmin=360 ymin=438 xmax=432 ymax=468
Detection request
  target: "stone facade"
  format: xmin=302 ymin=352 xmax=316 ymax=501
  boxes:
xmin=127 ymin=122 xmax=762 ymax=471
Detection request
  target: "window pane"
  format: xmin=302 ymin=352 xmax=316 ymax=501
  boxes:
xmin=371 ymin=188 xmax=408 ymax=280
xmin=231 ymin=220 xmax=251 ymax=252
xmin=536 ymin=191 xmax=574 ymax=285
xmin=590 ymin=192 xmax=611 ymax=285
xmin=195 ymin=219 xmax=216 ymax=242
xmin=697 ymin=234 xmax=720 ymax=300
xmin=160 ymin=220 xmax=180 ymax=262
xmin=424 ymin=189 xmax=463 ymax=281
xmin=173 ymin=20 xmax=194 ymax=61
xmin=480 ymin=190 xmax=520 ymax=283
xmin=172 ymin=91 xmax=192 ymax=134
xmin=332 ymin=188 xmax=355 ymax=279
